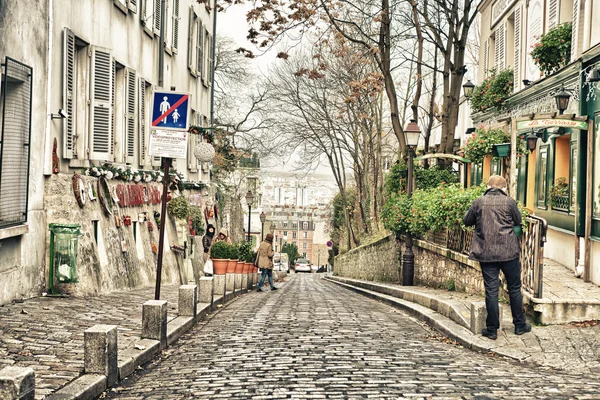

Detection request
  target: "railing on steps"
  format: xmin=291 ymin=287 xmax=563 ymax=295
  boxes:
xmin=426 ymin=216 xmax=548 ymax=298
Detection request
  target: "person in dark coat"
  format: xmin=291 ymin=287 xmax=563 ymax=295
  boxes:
xmin=202 ymin=224 xmax=215 ymax=262
xmin=256 ymin=233 xmax=277 ymax=292
xmin=463 ymin=175 xmax=531 ymax=340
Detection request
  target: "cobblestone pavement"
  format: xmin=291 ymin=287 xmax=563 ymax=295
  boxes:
xmin=0 ymin=285 xmax=180 ymax=399
xmin=105 ymin=274 xmax=600 ymax=399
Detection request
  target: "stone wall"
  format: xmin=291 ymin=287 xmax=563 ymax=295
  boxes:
xmin=334 ymin=234 xmax=492 ymax=297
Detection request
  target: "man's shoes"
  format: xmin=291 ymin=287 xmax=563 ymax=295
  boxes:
xmin=481 ymin=328 xmax=497 ymax=340
xmin=271 ymin=287 xmax=278 ymax=291
xmin=515 ymin=323 xmax=532 ymax=335
xmin=256 ymin=288 xmax=262 ymax=292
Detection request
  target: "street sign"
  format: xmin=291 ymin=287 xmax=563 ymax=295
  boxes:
xmin=326 ymin=240 xmax=333 ymax=249
xmin=151 ymin=91 xmax=190 ymax=131
xmin=148 ymin=129 xmax=189 ymax=159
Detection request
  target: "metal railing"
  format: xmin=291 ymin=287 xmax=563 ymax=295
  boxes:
xmin=550 ymin=195 xmax=570 ymax=212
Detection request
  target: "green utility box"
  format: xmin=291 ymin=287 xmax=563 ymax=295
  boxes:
xmin=49 ymin=224 xmax=81 ymax=292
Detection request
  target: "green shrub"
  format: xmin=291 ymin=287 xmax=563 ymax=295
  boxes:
xmin=470 ymin=69 xmax=513 ymax=113
xmin=188 ymin=205 xmax=205 ymax=236
xmin=228 ymin=243 xmax=240 ymax=260
xmin=167 ymin=196 xmax=190 ymax=220
xmin=384 ymin=162 xmax=458 ymax=196
xmin=210 ymin=241 xmax=230 ymax=259
xmin=460 ymin=128 xmax=526 ymax=163
xmin=238 ymin=241 xmax=254 ymax=262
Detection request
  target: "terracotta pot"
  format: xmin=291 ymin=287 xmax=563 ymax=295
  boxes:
xmin=213 ymin=259 xmax=229 ymax=275
xmin=236 ymin=261 xmax=245 ymax=274
xmin=245 ymin=262 xmax=254 ymax=274
xmin=227 ymin=259 xmax=238 ymax=274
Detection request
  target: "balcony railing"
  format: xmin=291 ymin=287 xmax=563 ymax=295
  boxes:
xmin=550 ymin=195 xmax=570 ymax=212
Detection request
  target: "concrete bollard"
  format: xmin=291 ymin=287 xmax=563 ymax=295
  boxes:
xmin=199 ymin=276 xmax=213 ymax=304
xmin=470 ymin=302 xmax=502 ymax=334
xmin=142 ymin=300 xmax=168 ymax=349
xmin=241 ymin=274 xmax=248 ymax=291
xmin=226 ymin=273 xmax=235 ymax=293
xmin=0 ymin=367 xmax=35 ymax=400
xmin=84 ymin=325 xmax=118 ymax=386
xmin=213 ymin=274 xmax=226 ymax=296
xmin=178 ymin=285 xmax=198 ymax=318
xmin=235 ymin=273 xmax=243 ymax=291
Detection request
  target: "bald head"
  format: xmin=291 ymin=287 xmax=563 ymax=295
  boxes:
xmin=487 ymin=175 xmax=507 ymax=190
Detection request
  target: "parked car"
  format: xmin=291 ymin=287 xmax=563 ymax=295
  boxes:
xmin=294 ymin=258 xmax=311 ymax=273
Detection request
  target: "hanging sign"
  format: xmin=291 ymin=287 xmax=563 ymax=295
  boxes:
xmin=517 ymin=119 xmax=588 ymax=131
xmin=148 ymin=129 xmax=189 ymax=159
xmin=151 ymin=91 xmax=190 ymax=131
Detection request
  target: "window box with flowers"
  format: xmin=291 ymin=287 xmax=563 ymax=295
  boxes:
xmin=530 ymin=23 xmax=572 ymax=77
xmin=549 ymin=177 xmax=570 ymax=211
xmin=470 ymin=69 xmax=513 ymax=114
xmin=459 ymin=128 xmax=525 ymax=164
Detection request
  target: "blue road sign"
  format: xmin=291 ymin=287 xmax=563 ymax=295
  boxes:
xmin=151 ymin=91 xmax=190 ymax=131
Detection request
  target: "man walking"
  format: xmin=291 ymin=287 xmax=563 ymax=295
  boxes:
xmin=256 ymin=233 xmax=278 ymax=292
xmin=463 ymin=175 xmax=531 ymax=340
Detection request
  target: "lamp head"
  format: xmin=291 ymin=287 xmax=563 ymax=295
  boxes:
xmin=259 ymin=211 xmax=266 ymax=223
xmin=554 ymin=84 xmax=571 ymax=115
xmin=245 ymin=190 xmax=254 ymax=207
xmin=404 ymin=119 xmax=421 ymax=149
xmin=462 ymin=79 xmax=475 ymax=98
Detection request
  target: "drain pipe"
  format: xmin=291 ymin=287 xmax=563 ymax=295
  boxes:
xmin=158 ymin=0 xmax=166 ymax=87
xmin=209 ymin=0 xmax=217 ymax=126
xmin=43 ymin=0 xmax=54 ymax=176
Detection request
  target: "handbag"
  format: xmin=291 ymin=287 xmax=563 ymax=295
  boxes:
xmin=203 ymin=258 xmax=214 ymax=275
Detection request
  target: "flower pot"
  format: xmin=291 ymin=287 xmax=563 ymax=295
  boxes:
xmin=227 ymin=259 xmax=238 ymax=274
xmin=213 ymin=259 xmax=228 ymax=275
xmin=236 ymin=261 xmax=245 ymax=274
xmin=246 ymin=262 xmax=254 ymax=274
xmin=491 ymin=143 xmax=510 ymax=157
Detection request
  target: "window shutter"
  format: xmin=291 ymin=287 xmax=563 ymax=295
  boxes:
xmin=62 ymin=28 xmax=75 ymax=159
xmin=547 ymin=0 xmax=558 ymax=30
xmin=207 ymin=33 xmax=213 ymax=86
xmin=571 ymin=0 xmax=582 ymax=60
xmin=89 ymin=47 xmax=114 ymax=161
xmin=197 ymin=20 xmax=203 ymax=77
xmin=514 ymin=7 xmax=521 ymax=89
xmin=154 ymin=0 xmax=161 ymax=35
xmin=187 ymin=6 xmax=196 ymax=72
xmin=128 ymin=0 xmax=137 ymax=13
xmin=188 ymin=112 xmax=199 ymax=172
xmin=111 ymin=60 xmax=115 ymax=158
xmin=173 ymin=0 xmax=180 ymax=53
xmin=495 ymin=23 xmax=505 ymax=71
xmin=483 ymin=39 xmax=489 ymax=77
xmin=138 ymin=77 xmax=147 ymax=166
xmin=125 ymin=68 xmax=136 ymax=164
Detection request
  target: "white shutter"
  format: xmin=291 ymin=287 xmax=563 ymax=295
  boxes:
xmin=571 ymin=0 xmax=582 ymax=60
xmin=483 ymin=39 xmax=489 ymax=76
xmin=207 ymin=33 xmax=213 ymax=86
xmin=125 ymin=68 xmax=136 ymax=164
xmin=197 ymin=20 xmax=203 ymax=77
xmin=514 ymin=7 xmax=521 ymax=89
xmin=173 ymin=0 xmax=180 ymax=53
xmin=495 ymin=23 xmax=505 ymax=71
xmin=154 ymin=0 xmax=161 ymax=35
xmin=547 ymin=0 xmax=558 ymax=29
xmin=114 ymin=0 xmax=127 ymax=13
xmin=187 ymin=6 xmax=196 ymax=73
xmin=111 ymin=60 xmax=115 ymax=158
xmin=89 ymin=47 xmax=113 ymax=161
xmin=188 ymin=111 xmax=198 ymax=171
xmin=152 ymin=153 xmax=162 ymax=166
xmin=128 ymin=0 xmax=137 ymax=13
xmin=62 ymin=28 xmax=75 ymax=159
xmin=138 ymin=77 xmax=147 ymax=166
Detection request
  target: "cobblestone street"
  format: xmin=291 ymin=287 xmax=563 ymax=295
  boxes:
xmin=104 ymin=274 xmax=600 ymax=399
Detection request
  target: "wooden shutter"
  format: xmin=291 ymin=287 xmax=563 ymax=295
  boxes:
xmin=203 ymin=30 xmax=209 ymax=85
xmin=138 ymin=77 xmax=147 ymax=166
xmin=62 ymin=28 xmax=75 ymax=159
xmin=173 ymin=0 xmax=180 ymax=53
xmin=128 ymin=0 xmax=137 ymax=13
xmin=111 ymin=60 xmax=115 ymax=158
xmin=187 ymin=6 xmax=196 ymax=73
xmin=89 ymin=47 xmax=113 ymax=161
xmin=495 ymin=23 xmax=505 ymax=71
xmin=188 ymin=111 xmax=198 ymax=171
xmin=197 ymin=20 xmax=203 ymax=77
xmin=514 ymin=7 xmax=521 ymax=88
xmin=154 ymin=0 xmax=161 ymax=35
xmin=207 ymin=33 xmax=213 ymax=86
xmin=547 ymin=0 xmax=558 ymax=29
xmin=483 ymin=39 xmax=489 ymax=77
xmin=125 ymin=68 xmax=136 ymax=164
xmin=571 ymin=0 xmax=582 ymax=60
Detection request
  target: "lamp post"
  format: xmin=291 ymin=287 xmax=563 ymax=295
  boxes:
xmin=245 ymin=191 xmax=254 ymax=243
xmin=462 ymin=79 xmax=475 ymax=99
xmin=554 ymin=84 xmax=571 ymax=114
xmin=259 ymin=212 xmax=266 ymax=241
xmin=403 ymin=119 xmax=421 ymax=286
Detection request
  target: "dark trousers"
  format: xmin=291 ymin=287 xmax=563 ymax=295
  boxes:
xmin=480 ymin=258 xmax=526 ymax=331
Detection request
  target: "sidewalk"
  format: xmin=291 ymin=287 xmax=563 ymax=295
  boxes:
xmin=325 ymin=274 xmax=600 ymax=376
xmin=0 ymin=285 xmax=181 ymax=399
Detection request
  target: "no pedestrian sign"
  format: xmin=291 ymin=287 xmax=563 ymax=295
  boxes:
xmin=151 ymin=91 xmax=190 ymax=131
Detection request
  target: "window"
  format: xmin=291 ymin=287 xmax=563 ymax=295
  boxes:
xmin=550 ymin=135 xmax=570 ymax=212
xmin=283 ymin=231 xmax=287 ymax=236
xmin=172 ymin=0 xmax=180 ymax=53
xmin=303 ymin=231 xmax=307 ymax=239
xmin=302 ymin=222 xmax=308 ymax=230
xmin=593 ymin=114 xmax=600 ymax=217
xmin=0 ymin=57 xmax=32 ymax=228
xmin=490 ymin=157 xmax=502 ymax=176
xmin=302 ymin=242 xmax=307 ymax=250
xmin=570 ymin=141 xmax=578 ymax=211
xmin=283 ymin=222 xmax=288 ymax=227
xmin=140 ymin=0 xmax=154 ymax=36
xmin=537 ymin=145 xmax=548 ymax=208
xmin=292 ymin=232 xmax=297 ymax=239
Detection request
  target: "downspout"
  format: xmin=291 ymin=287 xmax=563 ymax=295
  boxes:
xmin=209 ymin=0 xmax=217 ymax=126
xmin=158 ymin=0 xmax=166 ymax=87
xmin=43 ymin=0 xmax=54 ymax=176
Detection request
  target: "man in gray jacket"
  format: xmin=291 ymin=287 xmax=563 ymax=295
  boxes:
xmin=463 ymin=175 xmax=531 ymax=340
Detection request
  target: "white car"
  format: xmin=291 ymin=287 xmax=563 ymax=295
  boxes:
xmin=294 ymin=258 xmax=312 ymax=273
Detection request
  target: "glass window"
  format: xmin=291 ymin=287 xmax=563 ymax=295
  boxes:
xmin=537 ymin=145 xmax=548 ymax=208
xmin=283 ymin=231 xmax=287 ymax=236
xmin=302 ymin=242 xmax=307 ymax=250
xmin=292 ymin=232 xmax=297 ymax=239
xmin=593 ymin=114 xmax=600 ymax=217
xmin=303 ymin=231 xmax=308 ymax=238
xmin=571 ymin=143 xmax=577 ymax=211
xmin=490 ymin=157 xmax=502 ymax=176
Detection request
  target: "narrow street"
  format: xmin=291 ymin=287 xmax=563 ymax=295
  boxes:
xmin=105 ymin=274 xmax=600 ymax=399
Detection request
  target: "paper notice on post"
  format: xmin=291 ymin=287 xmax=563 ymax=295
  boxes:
xmin=148 ymin=129 xmax=189 ymax=159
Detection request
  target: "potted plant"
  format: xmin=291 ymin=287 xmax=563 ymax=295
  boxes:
xmin=469 ymin=69 xmax=514 ymax=114
xmin=210 ymin=241 xmax=230 ymax=275
xmin=226 ymin=243 xmax=239 ymax=274
xmin=530 ymin=23 xmax=572 ymax=76
xmin=167 ymin=195 xmax=190 ymax=220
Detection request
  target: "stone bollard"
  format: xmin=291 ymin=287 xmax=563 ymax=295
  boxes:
xmin=142 ymin=300 xmax=168 ymax=349
xmin=0 ymin=367 xmax=35 ymax=400
xmin=179 ymin=285 xmax=197 ymax=318
xmin=226 ymin=273 xmax=235 ymax=293
xmin=241 ymin=274 xmax=248 ymax=291
xmin=470 ymin=302 xmax=502 ymax=334
xmin=84 ymin=325 xmax=118 ymax=386
xmin=213 ymin=274 xmax=226 ymax=296
xmin=199 ymin=276 xmax=213 ymax=304
xmin=235 ymin=273 xmax=243 ymax=291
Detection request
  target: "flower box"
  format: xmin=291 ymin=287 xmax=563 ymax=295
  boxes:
xmin=492 ymin=143 xmax=510 ymax=157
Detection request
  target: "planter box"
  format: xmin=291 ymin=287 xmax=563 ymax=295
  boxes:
xmin=492 ymin=143 xmax=510 ymax=157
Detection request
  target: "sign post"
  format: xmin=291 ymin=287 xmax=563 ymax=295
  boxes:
xmin=150 ymin=91 xmax=190 ymax=300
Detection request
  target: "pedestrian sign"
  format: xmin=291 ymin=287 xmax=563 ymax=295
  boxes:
xmin=151 ymin=91 xmax=190 ymax=131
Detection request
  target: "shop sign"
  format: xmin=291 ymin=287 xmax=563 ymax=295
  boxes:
xmin=517 ymin=119 xmax=588 ymax=130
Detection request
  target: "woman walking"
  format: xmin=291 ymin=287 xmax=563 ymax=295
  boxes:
xmin=256 ymin=233 xmax=278 ymax=292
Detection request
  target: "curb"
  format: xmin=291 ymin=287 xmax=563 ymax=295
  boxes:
xmin=323 ymin=277 xmax=525 ymax=363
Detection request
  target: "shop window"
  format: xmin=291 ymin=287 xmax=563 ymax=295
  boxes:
xmin=0 ymin=57 xmax=32 ymax=228
xmin=470 ymin=161 xmax=483 ymax=186
xmin=490 ymin=157 xmax=502 ymax=176
xmin=550 ymin=135 xmax=571 ymax=212
xmin=537 ymin=145 xmax=548 ymax=208
xmin=592 ymin=114 xmax=600 ymax=218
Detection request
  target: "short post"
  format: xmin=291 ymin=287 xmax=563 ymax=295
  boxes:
xmin=84 ymin=325 xmax=118 ymax=386
xmin=142 ymin=300 xmax=168 ymax=349
xmin=199 ymin=276 xmax=213 ymax=304
xmin=226 ymin=272 xmax=235 ymax=293
xmin=235 ymin=272 xmax=243 ymax=291
xmin=178 ymin=285 xmax=197 ymax=318
xmin=213 ymin=274 xmax=226 ymax=296
xmin=0 ymin=367 xmax=35 ymax=400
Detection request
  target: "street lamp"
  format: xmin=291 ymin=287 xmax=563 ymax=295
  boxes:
xmin=462 ymin=79 xmax=475 ymax=99
xmin=259 ymin=211 xmax=266 ymax=241
xmin=245 ymin=191 xmax=254 ymax=242
xmin=554 ymin=84 xmax=571 ymax=114
xmin=403 ymin=119 xmax=421 ymax=286
xmin=270 ymin=222 xmax=276 ymax=234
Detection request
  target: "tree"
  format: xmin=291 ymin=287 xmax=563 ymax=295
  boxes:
xmin=281 ymin=242 xmax=299 ymax=264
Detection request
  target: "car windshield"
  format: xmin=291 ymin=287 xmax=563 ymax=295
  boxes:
xmin=296 ymin=259 xmax=308 ymax=264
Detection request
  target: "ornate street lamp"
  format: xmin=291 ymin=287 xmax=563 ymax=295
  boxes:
xmin=259 ymin=211 xmax=266 ymax=241
xmin=270 ymin=222 xmax=276 ymax=234
xmin=245 ymin=191 xmax=254 ymax=242
xmin=525 ymin=128 xmax=547 ymax=153
xmin=403 ymin=119 xmax=421 ymax=286
xmin=462 ymin=79 xmax=475 ymax=99
xmin=554 ymin=84 xmax=571 ymax=114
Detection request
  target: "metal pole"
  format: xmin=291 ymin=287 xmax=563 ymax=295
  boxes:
xmin=247 ymin=205 xmax=252 ymax=242
xmin=261 ymin=222 xmax=264 ymax=241
xmin=154 ymin=157 xmax=172 ymax=300
xmin=158 ymin=0 xmax=166 ymax=87
xmin=402 ymin=148 xmax=415 ymax=286
xmin=210 ymin=0 xmax=218 ymax=126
